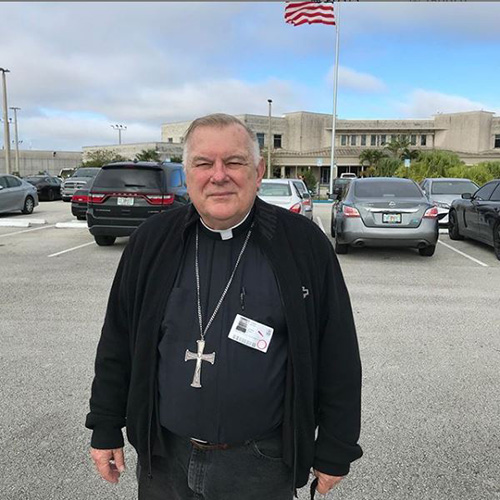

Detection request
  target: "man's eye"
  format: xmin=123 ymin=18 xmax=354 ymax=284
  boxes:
xmin=226 ymin=162 xmax=245 ymax=168
xmin=194 ymin=163 xmax=211 ymax=168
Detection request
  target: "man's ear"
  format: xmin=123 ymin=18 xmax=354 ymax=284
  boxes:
xmin=256 ymin=158 xmax=266 ymax=185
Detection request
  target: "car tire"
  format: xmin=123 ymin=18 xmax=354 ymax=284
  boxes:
xmin=493 ymin=222 xmax=500 ymax=261
xmin=419 ymin=245 xmax=436 ymax=257
xmin=330 ymin=218 xmax=336 ymax=237
xmin=448 ymin=210 xmax=464 ymax=240
xmin=22 ymin=196 xmax=35 ymax=214
xmin=334 ymin=239 xmax=348 ymax=254
xmin=76 ymin=215 xmax=86 ymax=221
xmin=48 ymin=189 xmax=55 ymax=201
xmin=94 ymin=235 xmax=116 ymax=246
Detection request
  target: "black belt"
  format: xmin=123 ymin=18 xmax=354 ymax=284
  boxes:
xmin=189 ymin=427 xmax=281 ymax=452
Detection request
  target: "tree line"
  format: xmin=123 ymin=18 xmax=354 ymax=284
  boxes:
xmin=358 ymin=137 xmax=500 ymax=185
xmin=81 ymin=149 xmax=182 ymax=168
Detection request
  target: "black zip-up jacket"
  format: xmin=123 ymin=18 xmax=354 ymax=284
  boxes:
xmin=85 ymin=198 xmax=363 ymax=488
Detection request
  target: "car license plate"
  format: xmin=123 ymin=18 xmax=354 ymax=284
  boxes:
xmin=117 ymin=197 xmax=134 ymax=206
xmin=382 ymin=213 xmax=401 ymax=223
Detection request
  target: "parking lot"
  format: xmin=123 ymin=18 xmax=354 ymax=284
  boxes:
xmin=1 ymin=201 xmax=499 ymax=500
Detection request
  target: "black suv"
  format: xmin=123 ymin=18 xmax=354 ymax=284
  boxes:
xmin=87 ymin=161 xmax=189 ymax=246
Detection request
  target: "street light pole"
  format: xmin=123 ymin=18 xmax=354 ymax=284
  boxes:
xmin=10 ymin=106 xmax=20 ymax=175
xmin=111 ymin=124 xmax=127 ymax=145
xmin=0 ymin=68 xmax=11 ymax=174
xmin=267 ymin=99 xmax=272 ymax=179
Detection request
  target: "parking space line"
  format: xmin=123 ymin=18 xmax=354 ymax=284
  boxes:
xmin=438 ymin=240 xmax=488 ymax=267
xmin=0 ymin=225 xmax=56 ymax=238
xmin=316 ymin=216 xmax=326 ymax=234
xmin=48 ymin=241 xmax=95 ymax=258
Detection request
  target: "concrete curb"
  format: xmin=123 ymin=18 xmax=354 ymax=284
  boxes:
xmin=55 ymin=222 xmax=88 ymax=229
xmin=0 ymin=220 xmax=32 ymax=228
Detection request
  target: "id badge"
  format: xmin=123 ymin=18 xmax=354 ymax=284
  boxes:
xmin=228 ymin=314 xmax=274 ymax=353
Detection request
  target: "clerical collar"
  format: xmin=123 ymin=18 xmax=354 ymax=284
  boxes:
xmin=199 ymin=207 xmax=254 ymax=240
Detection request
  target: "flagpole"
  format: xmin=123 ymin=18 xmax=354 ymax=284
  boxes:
xmin=329 ymin=0 xmax=340 ymax=195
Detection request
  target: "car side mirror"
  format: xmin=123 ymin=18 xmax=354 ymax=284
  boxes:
xmin=461 ymin=192 xmax=472 ymax=199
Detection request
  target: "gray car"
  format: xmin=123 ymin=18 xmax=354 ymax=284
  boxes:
xmin=258 ymin=179 xmax=313 ymax=220
xmin=61 ymin=167 xmax=100 ymax=201
xmin=0 ymin=174 xmax=39 ymax=214
xmin=420 ymin=178 xmax=479 ymax=225
xmin=331 ymin=177 xmax=439 ymax=256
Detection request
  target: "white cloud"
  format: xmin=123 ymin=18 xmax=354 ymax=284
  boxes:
xmin=327 ymin=66 xmax=386 ymax=93
xmin=397 ymin=89 xmax=499 ymax=118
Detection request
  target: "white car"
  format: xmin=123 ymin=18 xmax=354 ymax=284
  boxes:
xmin=258 ymin=179 xmax=313 ymax=220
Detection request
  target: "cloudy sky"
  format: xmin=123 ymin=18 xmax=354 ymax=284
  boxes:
xmin=2 ymin=2 xmax=500 ymax=151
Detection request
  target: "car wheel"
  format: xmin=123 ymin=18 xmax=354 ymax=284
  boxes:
xmin=94 ymin=235 xmax=116 ymax=246
xmin=22 ymin=196 xmax=35 ymax=214
xmin=448 ymin=210 xmax=464 ymax=240
xmin=493 ymin=222 xmax=500 ymax=261
xmin=419 ymin=245 xmax=436 ymax=257
xmin=48 ymin=189 xmax=55 ymax=201
xmin=330 ymin=218 xmax=336 ymax=237
xmin=334 ymin=239 xmax=348 ymax=254
xmin=76 ymin=215 xmax=86 ymax=221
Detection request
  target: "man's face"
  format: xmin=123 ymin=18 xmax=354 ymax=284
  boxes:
xmin=185 ymin=124 xmax=265 ymax=230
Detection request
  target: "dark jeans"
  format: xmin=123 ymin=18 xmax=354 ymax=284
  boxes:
xmin=137 ymin=429 xmax=294 ymax=500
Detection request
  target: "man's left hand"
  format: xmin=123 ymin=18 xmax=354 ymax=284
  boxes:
xmin=313 ymin=470 xmax=344 ymax=495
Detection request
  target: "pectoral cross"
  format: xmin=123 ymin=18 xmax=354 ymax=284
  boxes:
xmin=184 ymin=339 xmax=215 ymax=388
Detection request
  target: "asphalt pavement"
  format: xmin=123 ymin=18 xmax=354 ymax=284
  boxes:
xmin=0 ymin=201 xmax=499 ymax=500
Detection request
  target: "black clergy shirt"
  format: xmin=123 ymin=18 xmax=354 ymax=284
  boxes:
xmin=157 ymin=209 xmax=288 ymax=444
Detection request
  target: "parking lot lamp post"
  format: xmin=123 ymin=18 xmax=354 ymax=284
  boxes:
xmin=111 ymin=124 xmax=127 ymax=145
xmin=10 ymin=106 xmax=20 ymax=175
xmin=267 ymin=99 xmax=272 ymax=179
xmin=0 ymin=68 xmax=11 ymax=174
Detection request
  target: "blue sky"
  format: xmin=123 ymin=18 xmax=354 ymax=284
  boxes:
xmin=1 ymin=2 xmax=500 ymax=151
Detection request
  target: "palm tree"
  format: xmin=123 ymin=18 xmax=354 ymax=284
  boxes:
xmin=359 ymin=150 xmax=387 ymax=177
xmin=135 ymin=149 xmax=161 ymax=162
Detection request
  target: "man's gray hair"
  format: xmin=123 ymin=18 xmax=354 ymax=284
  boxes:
xmin=182 ymin=113 xmax=261 ymax=167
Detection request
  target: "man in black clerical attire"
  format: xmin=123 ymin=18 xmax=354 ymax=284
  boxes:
xmin=86 ymin=113 xmax=362 ymax=499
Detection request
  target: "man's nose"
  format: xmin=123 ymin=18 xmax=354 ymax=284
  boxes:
xmin=210 ymin=160 xmax=229 ymax=183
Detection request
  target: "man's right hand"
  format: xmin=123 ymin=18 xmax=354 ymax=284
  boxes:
xmin=90 ymin=447 xmax=126 ymax=483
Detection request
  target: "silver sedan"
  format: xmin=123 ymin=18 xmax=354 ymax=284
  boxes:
xmin=0 ymin=174 xmax=39 ymax=214
xmin=331 ymin=177 xmax=439 ymax=256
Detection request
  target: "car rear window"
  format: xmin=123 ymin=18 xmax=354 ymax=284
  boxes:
xmin=93 ymin=167 xmax=163 ymax=190
xmin=354 ymin=180 xmax=422 ymax=198
xmin=73 ymin=168 xmax=100 ymax=178
xmin=259 ymin=183 xmax=292 ymax=196
xmin=431 ymin=181 xmax=478 ymax=195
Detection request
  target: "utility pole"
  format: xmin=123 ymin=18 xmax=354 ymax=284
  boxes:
xmin=0 ymin=68 xmax=11 ymax=174
xmin=111 ymin=124 xmax=127 ymax=145
xmin=267 ymin=99 xmax=272 ymax=179
xmin=10 ymin=106 xmax=20 ymax=175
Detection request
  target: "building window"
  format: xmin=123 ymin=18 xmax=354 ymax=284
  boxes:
xmin=273 ymin=134 xmax=282 ymax=149
xmin=421 ymin=135 xmax=427 ymax=146
xmin=380 ymin=134 xmax=387 ymax=145
xmin=361 ymin=135 xmax=366 ymax=146
xmin=167 ymin=137 xmax=173 ymax=143
xmin=256 ymin=132 xmax=265 ymax=149
xmin=341 ymin=135 xmax=347 ymax=146
xmin=410 ymin=135 xmax=417 ymax=146
xmin=370 ymin=135 xmax=376 ymax=146
xmin=391 ymin=134 xmax=396 ymax=143
xmin=350 ymin=135 xmax=356 ymax=146
xmin=494 ymin=134 xmax=500 ymax=148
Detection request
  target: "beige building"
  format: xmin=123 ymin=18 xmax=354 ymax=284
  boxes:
xmin=162 ymin=110 xmax=500 ymax=192
xmin=0 ymin=149 xmax=82 ymax=177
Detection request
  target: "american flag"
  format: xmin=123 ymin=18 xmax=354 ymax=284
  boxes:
xmin=284 ymin=1 xmax=335 ymax=27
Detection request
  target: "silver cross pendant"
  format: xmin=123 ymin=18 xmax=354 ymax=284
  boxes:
xmin=184 ymin=339 xmax=216 ymax=388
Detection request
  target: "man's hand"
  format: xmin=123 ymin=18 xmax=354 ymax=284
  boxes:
xmin=90 ymin=447 xmax=126 ymax=484
xmin=313 ymin=469 xmax=344 ymax=495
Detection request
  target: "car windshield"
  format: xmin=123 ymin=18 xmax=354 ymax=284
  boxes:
xmin=431 ymin=181 xmax=478 ymax=195
xmin=354 ymin=180 xmax=422 ymax=198
xmin=259 ymin=183 xmax=292 ymax=196
xmin=73 ymin=168 xmax=100 ymax=178
xmin=93 ymin=167 xmax=162 ymax=189
xmin=25 ymin=177 xmax=45 ymax=184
